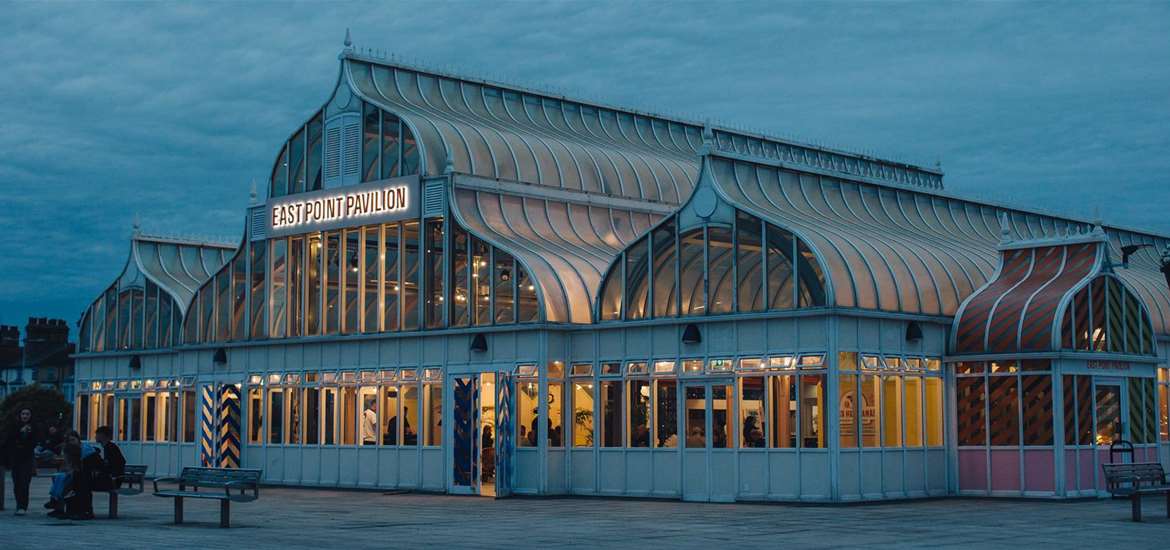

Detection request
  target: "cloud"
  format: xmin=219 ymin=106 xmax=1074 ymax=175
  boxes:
xmin=0 ymin=1 xmax=1167 ymax=330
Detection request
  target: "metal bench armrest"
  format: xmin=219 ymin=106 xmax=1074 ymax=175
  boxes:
xmin=152 ymin=476 xmax=179 ymax=493
xmin=224 ymin=480 xmax=259 ymax=500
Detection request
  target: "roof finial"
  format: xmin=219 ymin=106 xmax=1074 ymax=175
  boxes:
xmin=444 ymin=153 xmax=455 ymax=175
xmin=132 ymin=212 xmax=142 ymax=237
xmin=700 ymin=119 xmax=714 ymax=155
xmin=344 ymin=28 xmax=352 ymax=48
xmin=998 ymin=211 xmax=1012 ymax=245
xmin=249 ymin=178 xmax=259 ymax=205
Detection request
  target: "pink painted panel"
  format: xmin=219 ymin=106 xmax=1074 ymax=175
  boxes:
xmin=1095 ymin=449 xmax=1111 ymax=490
xmin=990 ymin=449 xmax=1021 ymax=492
xmin=1063 ymin=449 xmax=1079 ymax=492
xmin=958 ymin=449 xmax=987 ymax=491
xmin=1078 ymin=449 xmax=1096 ymax=491
xmin=1023 ymin=449 xmax=1055 ymax=492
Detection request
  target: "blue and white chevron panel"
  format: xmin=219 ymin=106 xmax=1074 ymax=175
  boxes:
xmin=199 ymin=385 xmax=215 ymax=467
xmin=216 ymin=384 xmax=241 ymax=469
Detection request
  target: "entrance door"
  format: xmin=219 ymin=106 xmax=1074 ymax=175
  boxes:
xmin=681 ymin=380 xmax=736 ymax=502
xmin=448 ymin=372 xmax=511 ymax=497
xmin=449 ymin=376 xmax=479 ymax=495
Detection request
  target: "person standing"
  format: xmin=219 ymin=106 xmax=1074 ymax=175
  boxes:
xmin=4 ymin=408 xmax=38 ymax=516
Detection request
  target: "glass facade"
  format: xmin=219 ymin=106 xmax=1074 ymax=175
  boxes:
xmin=599 ymin=210 xmax=826 ymax=321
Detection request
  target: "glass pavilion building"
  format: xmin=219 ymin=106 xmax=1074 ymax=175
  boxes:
xmin=72 ymin=44 xmax=1170 ymax=502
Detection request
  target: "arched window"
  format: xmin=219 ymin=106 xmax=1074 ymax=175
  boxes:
xmin=1061 ymin=275 xmax=1155 ymax=355
xmin=597 ymin=210 xmax=827 ymax=321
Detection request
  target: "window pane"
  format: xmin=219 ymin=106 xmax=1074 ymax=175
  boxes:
xmin=712 ymin=385 xmax=731 ymax=448
xmin=517 ymin=263 xmax=538 ymax=322
xmin=271 ymin=240 xmax=287 ymax=337
xmin=600 ymin=380 xmax=622 ymax=447
xmin=288 ymin=236 xmax=303 ymax=337
xmin=740 ymin=377 xmax=766 ymax=448
xmin=216 ymin=272 xmax=230 ymax=342
xmin=231 ymin=257 xmax=246 ymax=339
xmin=287 ymin=387 xmax=302 ymax=444
xmin=289 ymin=127 xmax=306 ymax=193
xmin=651 ymin=218 xmax=677 ymax=317
xmin=770 ymin=375 xmax=796 ymax=448
xmin=1127 ymin=378 xmax=1145 ymax=444
xmin=322 ymin=387 xmax=337 ymax=445
xmin=425 ymin=382 xmax=442 ymax=446
xmin=402 ymin=385 xmax=419 ymax=445
xmin=904 ymin=376 xmax=923 ymax=447
xmin=307 ymin=112 xmax=323 ymax=191
xmin=861 ymin=374 xmax=881 ymax=448
xmin=362 ymin=103 xmax=380 ymax=182
xmin=401 ymin=125 xmax=419 ymax=175
xmin=325 ymin=231 xmax=341 ymax=334
xmin=305 ymin=388 xmax=320 ymax=444
xmin=383 ymin=224 xmax=400 ymax=331
xmin=628 ymin=379 xmax=650 ymax=447
xmin=1095 ymin=384 xmax=1121 ymax=445
xmin=382 ymin=386 xmax=400 ymax=445
xmin=271 ymin=144 xmax=288 ymax=198
xmin=839 ymin=373 xmax=858 ymax=448
xmin=796 ymin=238 xmax=826 ymax=306
xmin=1021 ymin=375 xmax=1053 ymax=445
xmin=472 ymin=237 xmax=491 ymax=325
xmin=250 ymin=241 xmax=267 ymax=339
xmin=988 ymin=376 xmax=1020 ymax=446
xmin=144 ymin=282 xmax=158 ymax=347
xmin=625 ymin=237 xmax=649 ymax=320
xmin=573 ymin=381 xmax=595 ymax=447
xmin=360 ymin=386 xmax=379 ymax=445
xmin=129 ymin=397 xmax=141 ymax=441
xmin=494 ymin=250 xmax=516 ymax=323
xmin=451 ymin=226 xmax=470 ymax=327
xmin=518 ymin=380 xmax=538 ymax=447
xmin=685 ymin=385 xmax=706 ymax=448
xmin=764 ymin=224 xmax=795 ymax=309
xmin=654 ymin=379 xmax=677 ymax=447
xmin=679 ymin=229 xmax=705 ymax=315
xmin=183 ymin=390 xmax=196 ymax=442
xmin=308 ymin=234 xmax=322 ymax=335
xmin=1160 ymin=384 xmax=1169 ymax=442
xmin=956 ymin=377 xmax=986 ymax=445
xmin=248 ymin=387 xmax=263 ymax=444
xmin=77 ymin=394 xmax=90 ymax=438
xmin=268 ymin=388 xmax=284 ymax=444
xmin=599 ymin=263 xmax=622 ymax=321
xmin=799 ymin=374 xmax=825 ymax=448
xmin=707 ymin=227 xmax=734 ymax=314
xmin=343 ymin=230 xmax=360 ymax=333
xmin=144 ymin=394 xmax=157 ymax=441
xmin=363 ymin=226 xmax=380 ymax=332
xmin=736 ymin=211 xmax=764 ymax=312
xmin=425 ymin=219 xmax=445 ymax=328
xmin=881 ymin=376 xmax=903 ymax=447
xmin=402 ymin=222 xmax=420 ymax=330
xmin=548 ymin=382 xmax=564 ymax=447
xmin=381 ymin=112 xmax=400 ymax=179
xmin=925 ymin=377 xmax=943 ymax=446
xmin=341 ymin=386 xmax=357 ymax=445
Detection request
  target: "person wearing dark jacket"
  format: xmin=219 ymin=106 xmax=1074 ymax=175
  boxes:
xmin=4 ymin=408 xmax=38 ymax=516
xmin=92 ymin=426 xmax=125 ymax=491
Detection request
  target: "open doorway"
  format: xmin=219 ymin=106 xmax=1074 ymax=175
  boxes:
xmin=479 ymin=373 xmax=497 ymax=497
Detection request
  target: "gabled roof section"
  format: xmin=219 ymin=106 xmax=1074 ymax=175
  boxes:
xmin=339 ymin=51 xmax=944 ymax=205
xmin=130 ymin=232 xmax=235 ymax=313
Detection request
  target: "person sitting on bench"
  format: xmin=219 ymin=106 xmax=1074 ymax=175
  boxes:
xmin=92 ymin=426 xmax=125 ymax=492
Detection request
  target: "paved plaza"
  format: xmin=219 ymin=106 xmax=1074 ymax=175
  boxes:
xmin=2 ymin=475 xmax=1169 ymax=549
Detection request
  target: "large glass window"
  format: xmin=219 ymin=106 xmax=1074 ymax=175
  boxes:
xmin=988 ymin=375 xmax=1020 ymax=446
xmin=572 ymin=381 xmax=595 ymax=447
xmin=289 ymin=236 xmax=303 ymax=337
xmin=925 ymin=377 xmax=943 ymax=446
xmin=230 ymin=255 xmax=246 ymax=339
xmin=325 ymin=232 xmax=341 ymax=334
xmin=383 ymin=224 xmax=400 ymax=331
xmin=548 ymin=381 xmax=564 ymax=447
xmin=250 ymin=241 xmax=267 ymax=339
xmin=307 ymin=112 xmax=323 ymax=191
xmin=425 ymin=220 xmax=445 ymax=328
xmin=425 ymin=379 xmax=442 ymax=446
xmin=518 ymin=380 xmax=539 ymax=447
xmin=624 ymin=237 xmax=649 ymax=320
xmin=685 ymin=385 xmax=706 ymax=448
xmin=287 ymin=387 xmax=302 ymax=444
xmin=341 ymin=386 xmax=356 ymax=445
xmin=628 ymin=379 xmax=651 ymax=447
xmin=271 ymin=239 xmax=288 ymax=338
xmin=904 ymin=376 xmax=923 ymax=447
xmin=363 ymin=226 xmax=380 ymax=332
xmin=651 ymin=219 xmax=677 ymax=317
xmin=268 ymin=387 xmax=284 ymax=444
xmin=956 ymin=375 xmax=987 ymax=446
xmin=451 ymin=226 xmax=470 ymax=327
xmin=472 ymin=237 xmax=491 ymax=325
xmin=305 ymin=387 xmax=321 ymax=444
xmin=736 ymin=211 xmax=764 ymax=312
xmin=600 ymin=380 xmax=622 ymax=447
xmin=707 ymin=227 xmax=734 ymax=315
xmin=799 ymin=374 xmax=826 ymax=448
xmin=215 ymin=272 xmax=230 ymax=341
xmin=740 ymin=376 xmax=766 ymax=448
xmin=1021 ymin=375 xmax=1053 ymax=446
xmin=307 ymin=234 xmax=322 ymax=335
xmin=382 ymin=386 xmax=399 ymax=445
xmin=770 ymin=375 xmax=797 ymax=448
xmin=288 ymin=127 xmax=306 ymax=194
xmin=401 ymin=384 xmax=419 ymax=445
xmin=343 ymin=229 xmax=360 ymax=333
xmin=882 ymin=375 xmax=902 ymax=447
xmin=182 ymin=389 xmax=196 ymax=443
xmin=655 ymin=379 xmax=678 ymax=447
xmin=839 ymin=371 xmax=858 ymax=448
xmin=402 ymin=222 xmax=420 ymax=330
xmin=362 ymin=101 xmax=380 ymax=182
xmin=494 ymin=249 xmax=515 ymax=323
xmin=271 ymin=144 xmax=288 ymax=198
xmin=248 ymin=386 xmax=263 ymax=445
xmin=359 ymin=386 xmax=379 ymax=445
xmin=381 ymin=111 xmax=400 ymax=179
xmin=322 ymin=387 xmax=337 ymax=445
xmin=517 ymin=264 xmax=538 ymax=322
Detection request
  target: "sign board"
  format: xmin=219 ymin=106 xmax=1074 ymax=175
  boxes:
xmin=267 ymin=175 xmax=419 ymax=238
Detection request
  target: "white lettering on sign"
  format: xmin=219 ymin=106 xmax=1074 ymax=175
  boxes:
xmin=1086 ymin=360 xmax=1130 ymax=371
xmin=271 ymin=185 xmax=409 ymax=231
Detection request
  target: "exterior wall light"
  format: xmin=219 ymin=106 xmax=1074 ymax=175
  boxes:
xmin=213 ymin=347 xmax=228 ymax=368
xmin=682 ymin=323 xmax=702 ymax=345
xmin=129 ymin=355 xmax=142 ymax=370
xmin=906 ymin=321 xmax=924 ymax=342
xmin=470 ymin=333 xmax=488 ymax=353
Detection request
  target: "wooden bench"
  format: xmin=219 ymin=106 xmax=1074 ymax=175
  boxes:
xmin=103 ymin=464 xmax=148 ymax=519
xmin=1102 ymin=462 xmax=1170 ymax=522
xmin=152 ymin=467 xmax=262 ymax=528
